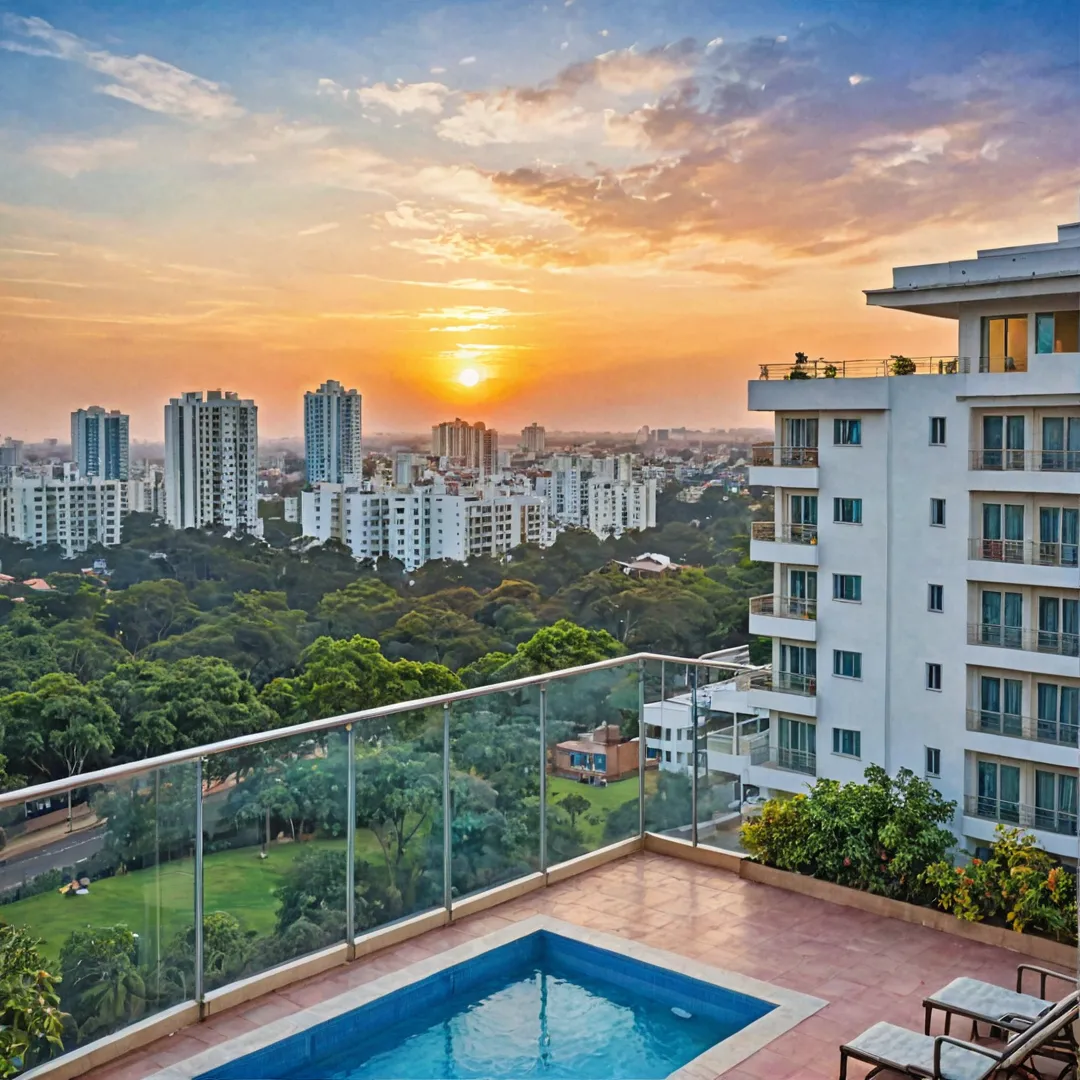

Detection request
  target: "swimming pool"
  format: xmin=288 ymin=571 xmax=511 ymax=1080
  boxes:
xmin=155 ymin=917 xmax=825 ymax=1080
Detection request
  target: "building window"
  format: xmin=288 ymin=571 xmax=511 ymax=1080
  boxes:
xmin=832 ymin=728 xmax=861 ymax=758
xmin=664 ymin=728 xmax=671 ymax=741
xmin=930 ymin=498 xmax=946 ymax=527
xmin=833 ymin=650 xmax=862 ymax=679
xmin=1035 ymin=311 xmax=1080 ymax=354
xmin=930 ymin=417 xmax=947 ymax=445
xmin=664 ymin=750 xmax=671 ymax=763
xmin=926 ymin=663 xmax=942 ymax=691
xmin=832 ymin=574 xmax=862 ymax=602
xmin=833 ymin=497 xmax=863 ymax=524
xmin=925 ymin=747 xmax=941 ymax=778
xmin=833 ymin=419 xmax=862 ymax=446
xmin=928 ymin=584 xmax=944 ymax=612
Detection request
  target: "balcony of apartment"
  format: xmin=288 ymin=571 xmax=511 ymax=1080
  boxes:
xmin=966 ymin=623 xmax=1079 ymax=679
xmin=966 ymin=708 xmax=1078 ymax=759
xmin=749 ymin=520 xmax=819 ymax=566
xmin=746 ymin=668 xmax=818 ymax=718
xmin=963 ymin=793 xmax=1077 ymax=842
xmin=968 ymin=447 xmax=1080 ymax=495
xmin=967 ymin=537 xmax=1078 ymax=589
xmin=748 ymin=444 xmax=819 ymax=489
xmin=748 ymin=594 xmax=817 ymax=642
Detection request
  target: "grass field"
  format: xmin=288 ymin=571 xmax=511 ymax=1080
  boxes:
xmin=0 ymin=834 xmax=402 ymax=962
xmin=547 ymin=772 xmax=656 ymax=846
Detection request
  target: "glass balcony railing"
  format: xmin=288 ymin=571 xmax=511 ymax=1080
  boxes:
xmin=968 ymin=538 xmax=1079 ymax=568
xmin=750 ymin=521 xmax=818 ymax=545
xmin=0 ymin=651 xmax=771 ymax=1076
xmin=749 ymin=594 xmax=817 ymax=620
xmin=769 ymin=671 xmax=817 ymax=696
xmin=967 ymin=623 xmax=1080 ymax=657
xmin=750 ymin=444 xmax=819 ymax=467
xmin=969 ymin=449 xmax=1080 ymax=472
xmin=964 ymin=794 xmax=1078 ymax=836
xmin=966 ymin=708 xmax=1079 ymax=747
xmin=755 ymin=355 xmax=966 ymax=379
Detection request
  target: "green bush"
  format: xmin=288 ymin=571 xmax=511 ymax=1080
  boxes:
xmin=740 ymin=766 xmax=955 ymax=903
xmin=923 ymin=826 xmax=1077 ymax=944
xmin=0 ymin=922 xmax=65 ymax=1076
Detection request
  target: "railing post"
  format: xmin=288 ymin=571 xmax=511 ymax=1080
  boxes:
xmin=193 ymin=757 xmax=204 ymax=1009
xmin=442 ymin=702 xmax=452 ymax=916
xmin=539 ymin=683 xmax=548 ymax=874
xmin=637 ymin=660 xmax=646 ymax=840
xmin=345 ymin=724 xmax=356 ymax=951
xmin=690 ymin=665 xmax=699 ymax=847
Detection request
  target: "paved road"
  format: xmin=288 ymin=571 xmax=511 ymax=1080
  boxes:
xmin=0 ymin=826 xmax=106 ymax=892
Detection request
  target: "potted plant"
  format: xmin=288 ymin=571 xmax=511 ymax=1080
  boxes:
xmin=787 ymin=351 xmax=812 ymax=380
xmin=890 ymin=354 xmax=916 ymax=375
xmin=822 ymin=363 xmax=838 ymax=378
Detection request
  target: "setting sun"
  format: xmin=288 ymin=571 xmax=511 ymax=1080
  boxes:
xmin=458 ymin=368 xmax=481 ymax=388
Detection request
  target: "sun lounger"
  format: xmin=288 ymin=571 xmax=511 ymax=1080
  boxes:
xmin=838 ymin=991 xmax=1078 ymax=1080
xmin=924 ymin=965 xmax=1076 ymax=1038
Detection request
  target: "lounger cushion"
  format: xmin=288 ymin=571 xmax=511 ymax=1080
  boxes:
xmin=844 ymin=1022 xmax=992 ymax=1080
xmin=928 ymin=978 xmax=1049 ymax=1024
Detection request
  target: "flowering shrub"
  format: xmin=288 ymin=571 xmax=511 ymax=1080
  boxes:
xmin=922 ymin=826 xmax=1077 ymax=944
xmin=740 ymin=766 xmax=955 ymax=904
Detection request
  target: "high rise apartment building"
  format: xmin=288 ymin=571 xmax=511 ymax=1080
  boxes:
xmin=735 ymin=217 xmax=1080 ymax=858
xmin=304 ymin=380 xmax=362 ymax=484
xmin=521 ymin=422 xmax=546 ymax=454
xmin=431 ymin=419 xmax=498 ymax=474
xmin=301 ymin=482 xmax=545 ymax=570
xmin=71 ymin=407 xmax=129 ymax=481
xmin=586 ymin=476 xmax=658 ymax=539
xmin=164 ymin=390 xmax=261 ymax=536
xmin=0 ymin=464 xmax=123 ymax=556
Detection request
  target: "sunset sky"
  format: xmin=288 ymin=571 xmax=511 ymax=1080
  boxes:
xmin=0 ymin=0 xmax=1077 ymax=440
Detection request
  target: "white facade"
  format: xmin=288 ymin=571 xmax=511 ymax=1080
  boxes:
xmin=301 ymin=482 xmax=545 ymax=570
xmin=125 ymin=474 xmax=166 ymax=518
xmin=0 ymin=469 xmax=123 ymax=556
xmin=745 ymin=217 xmax=1080 ymax=859
xmin=585 ymin=477 xmax=658 ymax=539
xmin=521 ymin=423 xmax=546 ymax=454
xmin=304 ymin=379 xmax=362 ymax=485
xmin=164 ymin=390 xmax=261 ymax=536
xmin=71 ymin=407 xmax=129 ymax=481
xmin=431 ymin=418 xmax=497 ymax=474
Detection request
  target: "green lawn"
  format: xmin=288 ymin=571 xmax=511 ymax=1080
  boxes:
xmin=547 ymin=774 xmax=655 ymax=846
xmin=2 ymin=832 xmax=398 ymax=963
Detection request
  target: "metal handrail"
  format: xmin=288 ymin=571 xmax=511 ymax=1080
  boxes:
xmin=0 ymin=651 xmax=747 ymax=809
xmin=750 ymin=521 xmax=819 ymax=544
xmin=769 ymin=671 xmax=817 ymax=696
xmin=965 ymin=708 xmax=1079 ymax=747
xmin=756 ymin=356 xmax=967 ymax=380
xmin=750 ymin=444 xmax=820 ymax=467
xmin=749 ymin=594 xmax=818 ymax=619
xmin=969 ymin=449 xmax=1080 ymax=473
xmin=967 ymin=623 xmax=1080 ymax=657
xmin=964 ymin=794 xmax=1078 ymax=837
xmin=968 ymin=537 xmax=1079 ymax=568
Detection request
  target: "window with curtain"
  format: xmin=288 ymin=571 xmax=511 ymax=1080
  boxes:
xmin=832 ymin=650 xmax=862 ymax=679
xmin=833 ymin=418 xmax=861 ymax=446
xmin=977 ymin=761 xmax=1020 ymax=822
xmin=832 ymin=728 xmax=861 ymax=757
xmin=1035 ymin=311 xmax=1080 ymax=353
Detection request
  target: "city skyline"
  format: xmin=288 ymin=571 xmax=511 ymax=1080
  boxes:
xmin=1 ymin=0 xmax=1078 ymax=439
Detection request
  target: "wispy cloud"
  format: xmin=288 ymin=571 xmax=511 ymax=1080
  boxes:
xmin=297 ymin=221 xmax=340 ymax=237
xmin=354 ymin=80 xmax=450 ymax=115
xmin=27 ymin=135 xmax=137 ymax=177
xmin=1 ymin=14 xmax=243 ymax=121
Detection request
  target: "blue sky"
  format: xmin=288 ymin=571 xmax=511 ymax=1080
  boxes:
xmin=0 ymin=0 xmax=1077 ymax=437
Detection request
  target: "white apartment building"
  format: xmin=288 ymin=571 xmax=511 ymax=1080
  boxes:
xmin=301 ymin=482 xmax=545 ymax=570
xmin=539 ymin=454 xmax=585 ymax=525
xmin=164 ymin=390 xmax=262 ymax=536
xmin=744 ymin=217 xmax=1080 ymax=859
xmin=0 ymin=466 xmax=123 ymax=556
xmin=125 ymin=473 xmax=166 ymax=519
xmin=586 ymin=476 xmax=658 ymax=539
xmin=431 ymin=419 xmax=498 ymax=475
xmin=304 ymin=379 xmax=362 ymax=485
xmin=71 ymin=407 xmax=129 ymax=481
xmin=521 ymin=422 xmax=546 ymax=455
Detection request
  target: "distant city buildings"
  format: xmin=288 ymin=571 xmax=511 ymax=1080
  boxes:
xmin=520 ymin=422 xmax=546 ymax=455
xmin=431 ymin=418 xmax=498 ymax=475
xmin=304 ymin=379 xmax=362 ymax=485
xmin=164 ymin=390 xmax=261 ymax=536
xmin=301 ymin=480 xmax=545 ymax=571
xmin=0 ymin=464 xmax=123 ymax=556
xmin=71 ymin=406 xmax=129 ymax=481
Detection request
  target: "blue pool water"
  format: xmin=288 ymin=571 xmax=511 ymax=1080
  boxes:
xmin=199 ymin=931 xmax=774 ymax=1080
